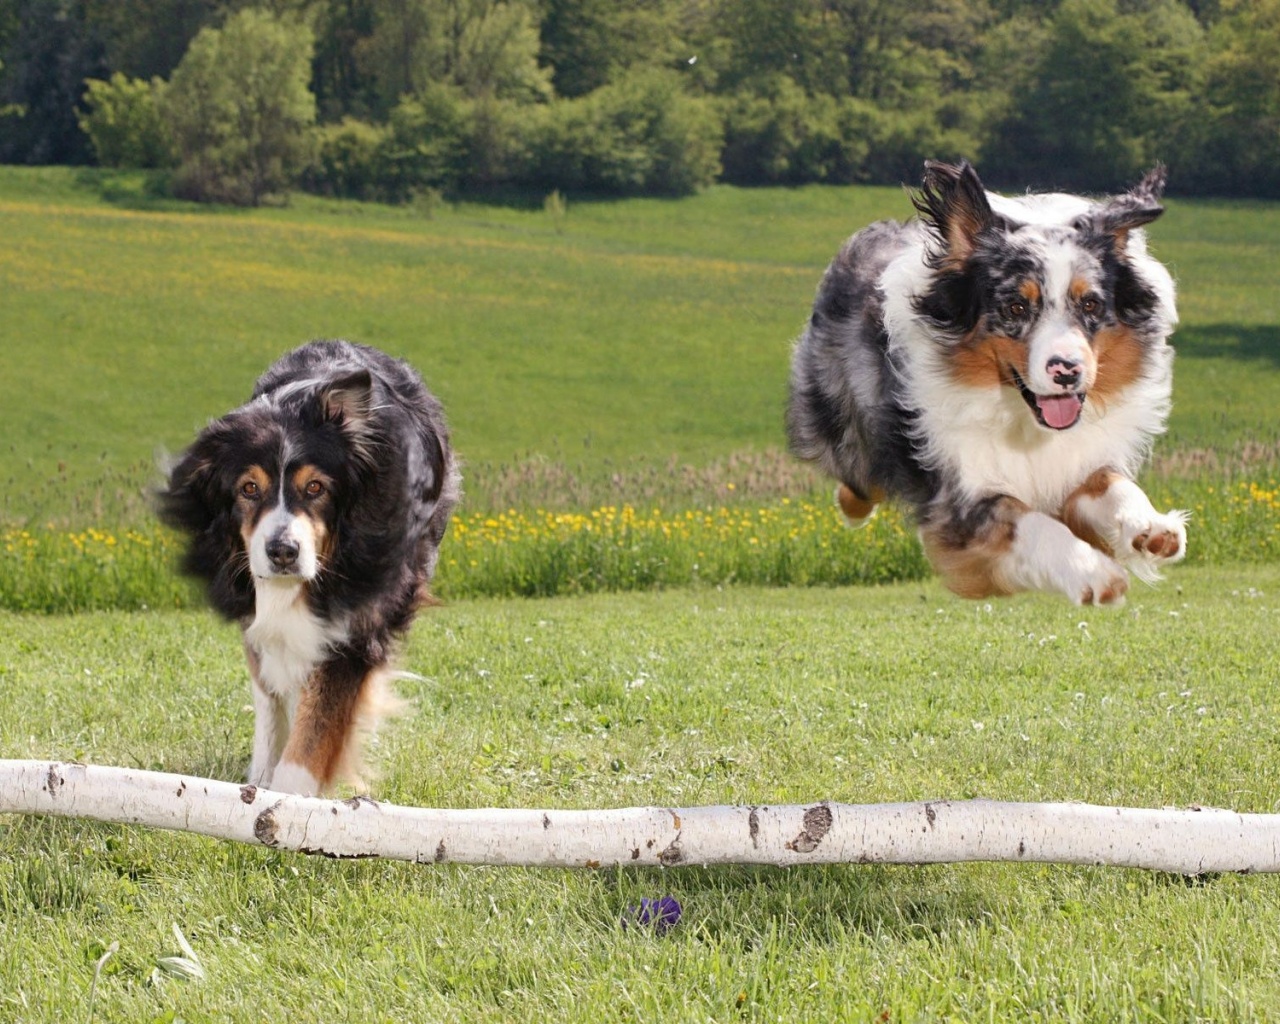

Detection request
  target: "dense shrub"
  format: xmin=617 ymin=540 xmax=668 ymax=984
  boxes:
xmin=306 ymin=68 xmax=721 ymax=201
xmin=377 ymin=85 xmax=470 ymax=198
xmin=719 ymin=76 xmax=982 ymax=187
xmin=304 ymin=87 xmax=536 ymax=201
xmin=720 ymin=77 xmax=858 ymax=185
xmin=304 ymin=117 xmax=391 ymax=201
xmin=78 ymin=73 xmax=172 ymax=169
xmin=461 ymin=93 xmax=535 ymax=189
xmin=530 ymin=69 xmax=720 ymax=195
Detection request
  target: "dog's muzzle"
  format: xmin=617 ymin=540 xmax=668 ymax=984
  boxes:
xmin=1010 ymin=366 xmax=1086 ymax=431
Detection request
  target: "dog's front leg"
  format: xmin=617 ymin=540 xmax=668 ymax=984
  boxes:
xmin=1062 ymin=468 xmax=1188 ymax=583
xmin=921 ymin=494 xmax=1130 ymax=605
xmin=248 ymin=679 xmax=289 ymax=787
xmin=270 ymin=652 xmax=374 ymax=797
xmin=244 ymin=641 xmax=289 ymax=787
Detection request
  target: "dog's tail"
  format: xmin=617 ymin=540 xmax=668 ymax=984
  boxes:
xmin=335 ymin=668 xmax=413 ymax=794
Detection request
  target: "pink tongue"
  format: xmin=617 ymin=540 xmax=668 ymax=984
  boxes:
xmin=1037 ymin=394 xmax=1082 ymax=429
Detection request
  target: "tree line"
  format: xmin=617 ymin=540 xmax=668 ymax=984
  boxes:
xmin=1 ymin=0 xmax=1277 ymax=204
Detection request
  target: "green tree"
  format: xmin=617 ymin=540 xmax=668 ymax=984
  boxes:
xmin=161 ymin=7 xmax=316 ymax=205
xmin=539 ymin=0 xmax=685 ymax=98
xmin=985 ymin=0 xmax=1204 ymax=190
xmin=357 ymin=0 xmax=550 ymax=114
xmin=1184 ymin=0 xmax=1280 ymax=195
xmin=306 ymin=0 xmax=379 ymax=120
xmin=0 ymin=0 xmax=106 ymax=164
xmin=712 ymin=0 xmax=844 ymax=95
xmin=80 ymin=0 xmax=219 ymax=81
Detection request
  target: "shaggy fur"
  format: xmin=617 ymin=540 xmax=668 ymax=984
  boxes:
xmin=160 ymin=340 xmax=459 ymax=794
xmin=788 ymin=161 xmax=1187 ymax=605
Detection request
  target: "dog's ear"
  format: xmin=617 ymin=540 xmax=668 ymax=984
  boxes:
xmin=319 ymin=369 xmax=379 ymax=464
xmin=320 ymin=369 xmax=373 ymax=427
xmin=913 ymin=160 xmax=994 ymax=268
xmin=1089 ymin=164 xmax=1167 ymax=250
xmin=156 ymin=419 xmax=258 ymax=619
xmin=158 ymin=420 xmax=235 ymax=535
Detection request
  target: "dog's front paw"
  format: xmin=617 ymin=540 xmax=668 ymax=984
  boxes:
xmin=1115 ymin=509 xmax=1188 ymax=582
xmin=268 ymin=761 xmax=321 ymax=797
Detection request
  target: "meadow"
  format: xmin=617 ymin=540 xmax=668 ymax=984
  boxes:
xmin=2 ymin=166 xmax=1278 ymax=496
xmin=5 ymin=566 xmax=1280 ymax=1021
xmin=2 ymin=166 xmax=1279 ymax=610
xmin=3 ymin=169 xmax=1280 ymax=1021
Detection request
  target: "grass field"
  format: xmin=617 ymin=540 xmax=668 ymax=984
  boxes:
xmin=3 ymin=170 xmax=1280 ymax=1020
xmin=4 ymin=564 xmax=1280 ymax=1021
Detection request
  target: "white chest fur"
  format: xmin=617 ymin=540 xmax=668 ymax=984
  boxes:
xmin=907 ymin=357 xmax=1170 ymax=512
xmin=243 ymin=579 xmax=345 ymax=700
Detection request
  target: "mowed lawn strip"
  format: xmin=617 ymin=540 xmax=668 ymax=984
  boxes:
xmin=3 ymin=563 xmax=1279 ymax=1021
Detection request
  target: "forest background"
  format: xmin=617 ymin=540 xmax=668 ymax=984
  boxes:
xmin=2 ymin=0 xmax=1278 ymax=205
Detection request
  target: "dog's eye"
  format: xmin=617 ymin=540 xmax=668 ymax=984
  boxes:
xmin=240 ymin=481 xmax=260 ymax=500
xmin=1081 ymin=296 xmax=1102 ymax=316
xmin=1006 ymin=301 xmax=1028 ymax=319
xmin=304 ymin=480 xmax=326 ymax=499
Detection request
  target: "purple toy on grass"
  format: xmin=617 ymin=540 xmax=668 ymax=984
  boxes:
xmin=624 ymin=896 xmax=682 ymax=934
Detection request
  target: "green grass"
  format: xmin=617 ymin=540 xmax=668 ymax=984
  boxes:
xmin=4 ymin=168 xmax=1280 ymax=1018
xmin=4 ymin=563 xmax=1280 ymax=1021
xmin=3 ymin=167 xmax=1279 ymax=527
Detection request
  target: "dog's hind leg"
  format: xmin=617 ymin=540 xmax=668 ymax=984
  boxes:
xmin=921 ymin=494 xmax=1130 ymax=606
xmin=836 ymin=483 xmax=886 ymax=529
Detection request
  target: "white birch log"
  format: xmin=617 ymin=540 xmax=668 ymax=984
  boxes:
xmin=3 ymin=760 xmax=1279 ymax=874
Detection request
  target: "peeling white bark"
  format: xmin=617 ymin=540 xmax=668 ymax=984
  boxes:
xmin=3 ymin=760 xmax=1279 ymax=874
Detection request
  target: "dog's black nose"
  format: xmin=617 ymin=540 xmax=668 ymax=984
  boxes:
xmin=1047 ymin=356 xmax=1082 ymax=389
xmin=266 ymin=537 xmax=299 ymax=569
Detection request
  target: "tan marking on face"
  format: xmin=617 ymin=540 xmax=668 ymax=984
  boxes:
xmin=1069 ymin=277 xmax=1092 ymax=302
xmin=1060 ymin=468 xmax=1123 ymax=556
xmin=236 ymin=465 xmax=273 ymax=549
xmin=837 ymin=483 xmax=886 ymax=522
xmin=236 ymin=466 xmax=270 ymax=502
xmin=289 ymin=464 xmax=334 ymax=565
xmin=1090 ymin=325 xmax=1146 ymax=403
xmin=1079 ymin=343 xmax=1099 ymax=389
xmin=920 ymin=497 xmax=1027 ymax=599
xmin=290 ymin=464 xmax=332 ymax=497
xmin=951 ymin=330 xmax=1027 ymax=390
xmin=1019 ymin=279 xmax=1041 ymax=305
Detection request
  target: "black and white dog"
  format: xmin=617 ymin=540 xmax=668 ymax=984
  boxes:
xmin=788 ymin=161 xmax=1186 ymax=605
xmin=161 ymin=340 xmax=459 ymax=794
